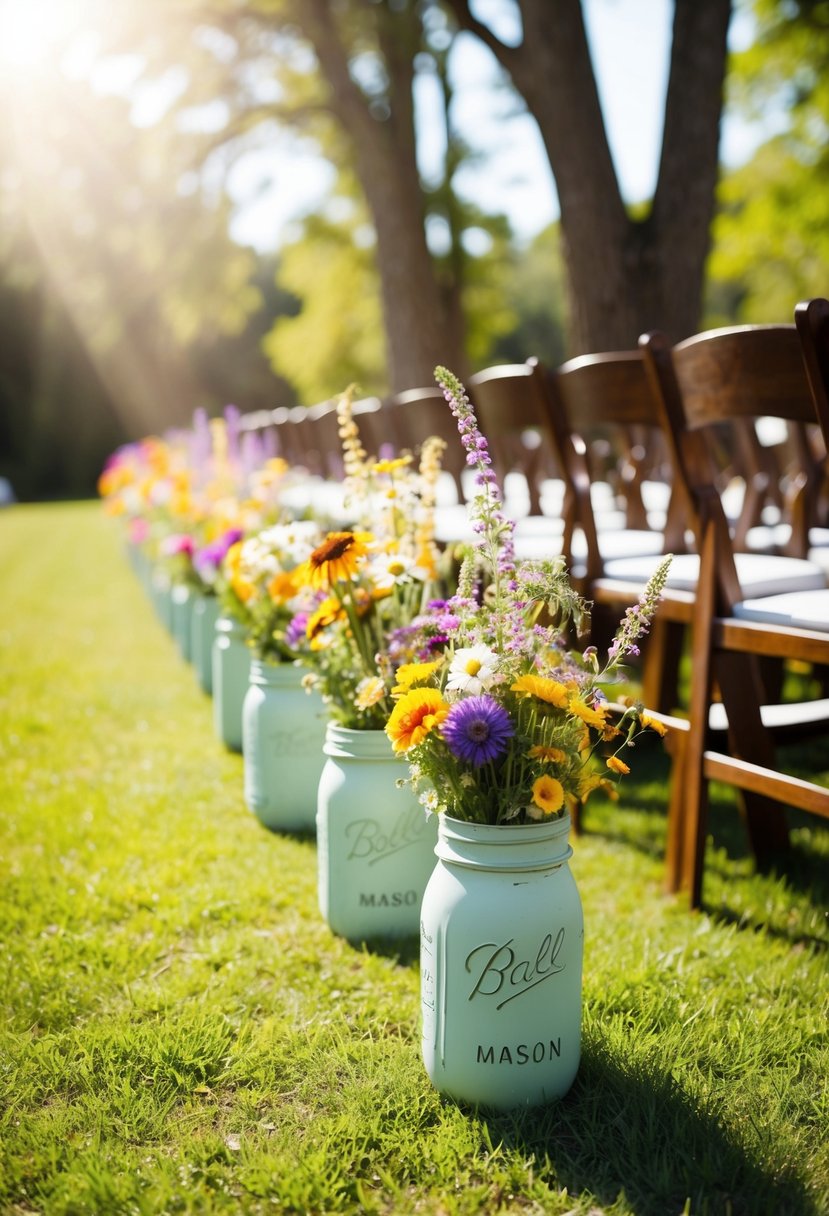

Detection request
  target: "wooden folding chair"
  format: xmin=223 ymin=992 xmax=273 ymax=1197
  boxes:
xmin=467 ymin=362 xmax=565 ymax=520
xmin=640 ymin=305 xmax=829 ymax=908
xmin=382 ymin=386 xmax=468 ymax=503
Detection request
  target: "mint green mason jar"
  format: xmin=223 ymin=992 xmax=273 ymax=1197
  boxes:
xmin=150 ymin=567 xmax=173 ymax=632
xmin=212 ymin=615 xmax=251 ymax=753
xmin=171 ymin=583 xmax=193 ymax=662
xmin=316 ymin=723 xmax=438 ymax=942
xmin=242 ymin=659 xmax=326 ymax=833
xmin=420 ymin=813 xmax=583 ymax=1111
xmin=191 ymin=592 xmax=220 ymax=695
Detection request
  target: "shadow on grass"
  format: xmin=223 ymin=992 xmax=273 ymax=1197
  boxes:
xmin=474 ymin=1036 xmax=817 ymax=1216
xmin=581 ymin=733 xmax=829 ymax=947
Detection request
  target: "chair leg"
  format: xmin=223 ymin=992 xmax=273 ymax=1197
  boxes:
xmin=663 ymin=723 xmax=688 ymax=893
xmin=642 ymin=617 xmax=685 ymax=714
xmin=717 ymin=651 xmax=791 ymax=865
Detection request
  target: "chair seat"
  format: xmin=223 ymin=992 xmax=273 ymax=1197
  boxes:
xmin=708 ymin=695 xmax=829 ymax=733
xmin=733 ymin=588 xmax=829 ymax=631
xmin=603 ymin=551 xmax=827 ymax=598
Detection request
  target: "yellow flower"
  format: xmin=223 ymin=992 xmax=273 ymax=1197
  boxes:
xmin=392 ymin=660 xmax=442 ymax=695
xmin=511 ymin=675 xmax=572 ymax=708
xmin=355 ymin=676 xmax=387 ymax=711
xmin=372 ymin=455 xmax=412 ymax=475
xmin=225 ymin=541 xmax=255 ymax=604
xmin=640 ymin=711 xmax=668 ymax=737
xmin=568 ymin=698 xmax=609 ymax=730
xmin=385 ymin=688 xmax=449 ymax=753
xmin=297 ymin=532 xmax=373 ymax=589
xmin=267 ymin=571 xmax=299 ymax=603
xmin=306 ymin=597 xmax=345 ymax=642
xmin=606 ymin=755 xmax=630 ymax=775
xmin=531 ymin=775 xmax=565 ymax=816
xmin=528 ymin=745 xmax=567 ymax=764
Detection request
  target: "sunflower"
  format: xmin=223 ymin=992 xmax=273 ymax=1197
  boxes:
xmin=385 ymin=687 xmax=449 ymax=754
xmin=297 ymin=531 xmax=373 ymax=589
xmin=306 ymin=597 xmax=346 ymax=643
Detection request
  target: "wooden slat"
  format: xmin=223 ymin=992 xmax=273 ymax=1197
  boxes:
xmin=703 ymin=751 xmax=829 ymax=817
xmin=591 ymin=579 xmax=696 ymax=622
xmin=712 ymin=617 xmax=829 ymax=665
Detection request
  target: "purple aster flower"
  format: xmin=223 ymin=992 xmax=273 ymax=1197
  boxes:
xmin=442 ymin=695 xmax=514 ymax=767
xmin=194 ymin=528 xmax=244 ymax=579
xmin=285 ymin=611 xmax=310 ymax=649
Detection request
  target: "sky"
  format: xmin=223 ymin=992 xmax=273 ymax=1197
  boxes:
xmin=227 ymin=0 xmax=762 ymax=255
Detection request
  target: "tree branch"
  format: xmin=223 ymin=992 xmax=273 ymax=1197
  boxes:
xmin=442 ymin=0 xmax=519 ymax=70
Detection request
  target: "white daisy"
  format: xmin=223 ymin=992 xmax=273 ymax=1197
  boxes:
xmin=445 ymin=645 xmax=500 ymax=695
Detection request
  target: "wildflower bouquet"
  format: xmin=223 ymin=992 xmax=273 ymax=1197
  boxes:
xmin=384 ymin=367 xmax=671 ymax=826
xmin=292 ymin=389 xmax=448 ymax=729
xmin=217 ymin=520 xmax=326 ymax=662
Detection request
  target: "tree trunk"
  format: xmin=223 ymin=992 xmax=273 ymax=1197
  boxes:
xmin=292 ymin=0 xmax=460 ymax=391
xmin=448 ymin=0 xmax=732 ymax=354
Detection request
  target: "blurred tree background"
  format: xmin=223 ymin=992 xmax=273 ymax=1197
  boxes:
xmin=0 ymin=0 xmax=824 ymax=501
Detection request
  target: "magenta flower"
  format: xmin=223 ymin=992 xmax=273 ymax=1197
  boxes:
xmin=442 ymin=695 xmax=514 ymax=767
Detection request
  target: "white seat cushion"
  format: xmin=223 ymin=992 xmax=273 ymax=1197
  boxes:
xmin=733 ymin=589 xmax=829 ymax=632
xmin=603 ymin=552 xmax=827 ymax=598
xmin=708 ymin=696 xmax=829 ymax=732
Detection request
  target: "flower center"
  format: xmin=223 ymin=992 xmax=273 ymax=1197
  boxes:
xmin=466 ymin=719 xmax=490 ymax=743
xmin=465 ymin=658 xmax=482 ymax=677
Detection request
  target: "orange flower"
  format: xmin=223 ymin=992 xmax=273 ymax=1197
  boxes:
xmin=528 ymin=745 xmax=567 ymax=764
xmin=606 ymin=755 xmax=630 ymax=775
xmin=385 ymin=688 xmax=449 ymax=754
xmin=511 ymin=675 xmax=572 ymax=708
xmin=640 ymin=711 xmax=668 ymax=737
xmin=297 ymin=531 xmax=373 ymax=589
xmin=267 ymin=570 xmax=299 ymax=603
xmin=531 ymin=775 xmax=565 ymax=816
xmin=568 ymin=698 xmax=609 ymax=730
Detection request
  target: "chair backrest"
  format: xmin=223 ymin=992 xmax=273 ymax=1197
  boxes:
xmin=382 ymin=387 xmax=467 ymax=499
xmin=549 ymin=347 xmax=683 ymax=550
xmin=640 ymin=323 xmax=825 ymax=610
xmin=467 ymin=361 xmax=563 ymax=516
xmin=652 ymin=303 xmax=829 ymax=910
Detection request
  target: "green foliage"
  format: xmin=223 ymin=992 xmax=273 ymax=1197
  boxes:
xmin=1 ymin=501 xmax=828 ymax=1215
xmin=263 ymin=212 xmax=387 ymax=403
xmin=490 ymin=223 xmax=568 ymax=368
xmin=708 ymin=0 xmax=829 ymax=323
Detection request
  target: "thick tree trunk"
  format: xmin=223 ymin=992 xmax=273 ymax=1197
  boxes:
xmin=292 ymin=0 xmax=459 ymax=391
xmin=448 ymin=0 xmax=732 ymax=354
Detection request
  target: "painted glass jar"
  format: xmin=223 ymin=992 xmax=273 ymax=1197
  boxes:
xmin=191 ymin=592 xmax=220 ymax=696
xmin=420 ymin=813 xmax=582 ymax=1111
xmin=150 ymin=567 xmax=174 ymax=633
xmin=316 ymin=723 xmax=438 ymax=942
xmin=171 ymin=583 xmax=193 ymax=662
xmin=212 ymin=615 xmax=251 ymax=753
xmin=242 ymin=659 xmax=326 ymax=833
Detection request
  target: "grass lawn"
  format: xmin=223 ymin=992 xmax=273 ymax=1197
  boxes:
xmin=1 ymin=500 xmax=827 ymax=1216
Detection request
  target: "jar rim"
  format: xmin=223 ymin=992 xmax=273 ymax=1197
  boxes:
xmin=435 ymin=812 xmax=572 ymax=872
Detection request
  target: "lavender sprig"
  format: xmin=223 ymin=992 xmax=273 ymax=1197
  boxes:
xmin=606 ymin=554 xmax=673 ymax=666
xmin=435 ymin=366 xmax=516 ymax=647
